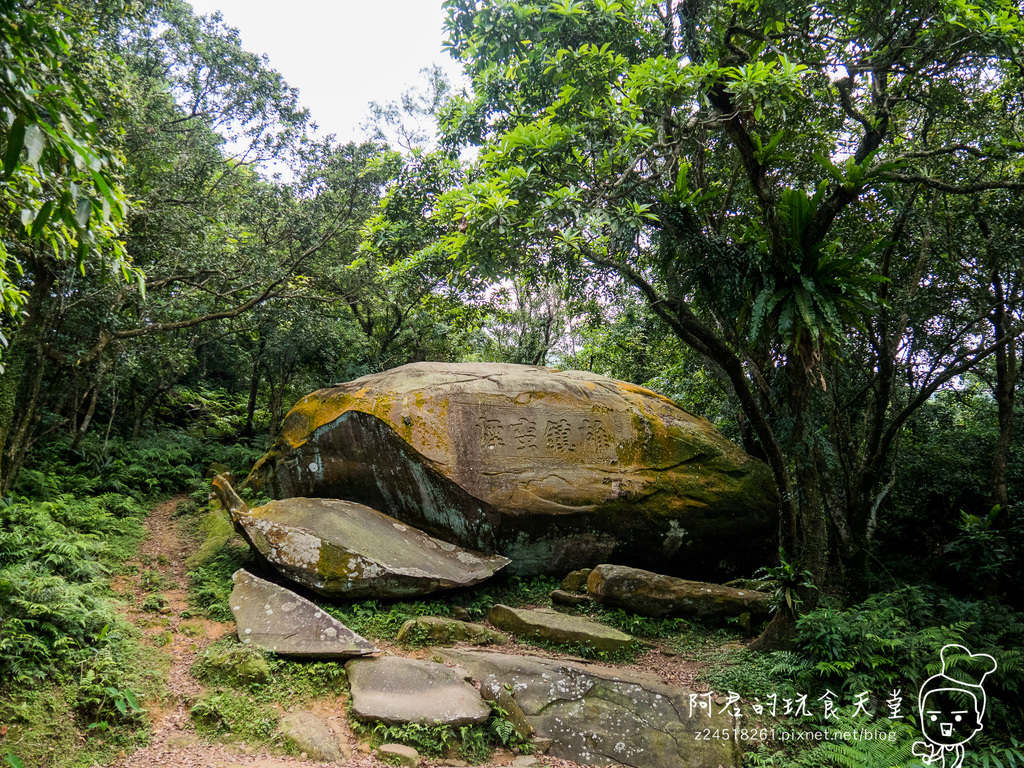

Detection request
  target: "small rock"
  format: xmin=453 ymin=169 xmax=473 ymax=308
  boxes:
xmin=550 ymin=589 xmax=590 ymax=607
xmin=280 ymin=711 xmax=344 ymax=763
xmin=530 ymin=737 xmax=553 ymax=753
xmin=488 ymin=604 xmax=633 ymax=653
xmin=195 ymin=644 xmax=271 ymax=686
xmin=511 ymin=757 xmax=540 ymax=767
xmin=377 ymin=743 xmax=420 ymax=767
xmin=397 ymin=615 xmax=507 ymax=646
xmin=560 ymin=568 xmax=592 ymax=593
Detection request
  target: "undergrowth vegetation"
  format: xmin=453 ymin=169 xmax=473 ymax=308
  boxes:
xmin=0 ymin=493 xmax=153 ymax=766
xmin=2 ymin=404 xmax=1022 ymax=768
xmin=0 ymin=427 xmax=261 ymax=766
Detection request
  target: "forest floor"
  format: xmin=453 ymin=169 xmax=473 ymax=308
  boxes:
xmin=105 ymin=496 xmax=712 ymax=768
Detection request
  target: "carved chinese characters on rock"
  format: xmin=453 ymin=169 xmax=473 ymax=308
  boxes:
xmin=511 ymin=418 xmax=538 ymax=453
xmin=474 ymin=413 xmax=619 ymax=460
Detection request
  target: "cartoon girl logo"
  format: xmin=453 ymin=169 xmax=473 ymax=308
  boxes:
xmin=912 ymin=644 xmax=998 ymax=768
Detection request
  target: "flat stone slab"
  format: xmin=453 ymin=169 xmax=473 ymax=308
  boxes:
xmin=229 ymin=569 xmax=377 ymax=657
xmin=345 ymin=656 xmax=491 ymax=726
xmin=214 ymin=475 xmax=510 ymax=599
xmin=440 ymin=648 xmax=740 ymax=768
xmin=396 ymin=615 xmax=507 ymax=646
xmin=488 ymin=604 xmax=633 ymax=653
xmin=279 ymin=711 xmax=345 ymax=762
xmin=550 ymin=589 xmax=591 ymax=607
xmin=588 ymin=564 xmax=772 ymax=621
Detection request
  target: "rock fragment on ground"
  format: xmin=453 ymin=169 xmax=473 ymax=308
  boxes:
xmin=279 ymin=711 xmax=347 ymax=762
xmin=229 ymin=568 xmax=377 ymax=656
xmin=377 ymin=743 xmax=421 ymax=767
xmin=214 ymin=475 xmax=509 ymax=599
xmin=396 ymin=615 xmax=507 ymax=646
xmin=561 ymin=568 xmax=593 ymax=593
xmin=487 ymin=604 xmax=633 ymax=653
xmin=345 ymin=656 xmax=491 ymax=726
xmin=550 ymin=589 xmax=591 ymax=607
xmin=440 ymin=648 xmax=740 ymax=768
xmin=587 ymin=564 xmax=772 ymax=622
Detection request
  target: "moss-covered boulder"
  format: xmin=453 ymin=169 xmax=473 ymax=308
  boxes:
xmin=247 ymin=362 xmax=777 ymax=577
xmin=396 ymin=615 xmax=508 ymax=646
xmin=212 ymin=476 xmax=509 ymax=599
xmin=587 ymin=564 xmax=772 ymax=623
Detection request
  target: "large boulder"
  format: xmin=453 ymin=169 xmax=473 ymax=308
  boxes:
xmin=213 ymin=476 xmax=509 ymax=599
xmin=587 ymin=564 xmax=773 ymax=623
xmin=440 ymin=648 xmax=741 ymax=768
xmin=247 ymin=362 xmax=777 ymax=577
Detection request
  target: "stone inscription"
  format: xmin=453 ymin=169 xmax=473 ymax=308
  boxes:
xmin=476 ymin=415 xmax=617 ymax=459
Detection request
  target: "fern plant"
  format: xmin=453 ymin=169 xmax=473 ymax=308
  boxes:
xmin=743 ymin=712 xmax=925 ymax=768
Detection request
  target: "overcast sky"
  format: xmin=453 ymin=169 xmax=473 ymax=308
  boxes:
xmin=186 ymin=0 xmax=464 ymax=141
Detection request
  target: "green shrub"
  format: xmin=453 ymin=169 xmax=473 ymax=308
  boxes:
xmin=190 ymin=690 xmax=279 ymax=740
xmin=794 ymin=586 xmax=1024 ymax=743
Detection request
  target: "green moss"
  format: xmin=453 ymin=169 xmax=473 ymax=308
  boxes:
xmin=185 ymin=507 xmax=236 ymax=569
xmin=193 ymin=644 xmax=271 ymax=687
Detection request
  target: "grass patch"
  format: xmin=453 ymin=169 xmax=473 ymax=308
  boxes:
xmin=189 ymin=638 xmax=350 ymax=749
xmin=351 ymin=710 xmax=531 ymax=764
xmin=186 ymin=542 xmax=253 ymax=622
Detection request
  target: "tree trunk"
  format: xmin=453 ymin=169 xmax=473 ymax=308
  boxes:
xmin=242 ymin=335 xmax=266 ymax=438
xmin=0 ymin=265 xmax=54 ymax=494
xmin=70 ymin=361 xmax=108 ymax=452
xmin=131 ymin=375 xmax=181 ymax=439
xmin=0 ymin=337 xmax=31 ymax=495
xmin=989 ymin=268 xmax=1018 ymax=515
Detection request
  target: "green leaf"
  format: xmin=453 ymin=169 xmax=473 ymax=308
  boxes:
xmin=674 ymin=162 xmax=690 ymax=195
xmin=5 ymin=752 xmax=26 ymax=768
xmin=30 ymin=200 xmax=54 ymax=237
xmin=75 ymin=197 xmax=92 ymax=229
xmin=4 ymin=116 xmax=26 ymax=178
xmin=124 ymin=690 xmax=141 ymax=711
xmin=24 ymin=123 xmax=44 ymax=168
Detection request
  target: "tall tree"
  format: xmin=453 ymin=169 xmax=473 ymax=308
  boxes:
xmin=0 ymin=0 xmax=143 ymax=487
xmin=441 ymin=0 xmax=1024 ymax=642
xmin=0 ymin=1 xmax=386 ymax=490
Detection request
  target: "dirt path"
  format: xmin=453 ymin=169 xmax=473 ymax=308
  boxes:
xmin=106 ymin=497 xmax=595 ymax=768
xmin=107 ymin=498 xmax=344 ymax=768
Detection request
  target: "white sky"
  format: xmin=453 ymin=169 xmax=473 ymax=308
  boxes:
xmin=186 ymin=0 xmax=464 ymax=141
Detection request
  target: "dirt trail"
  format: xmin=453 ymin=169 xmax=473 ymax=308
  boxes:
xmin=107 ymin=497 xmax=593 ymax=768
xmin=107 ymin=497 xmax=344 ymax=768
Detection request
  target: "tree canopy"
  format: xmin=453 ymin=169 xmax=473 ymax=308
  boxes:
xmin=434 ymin=0 xmax=1024 ymax=637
